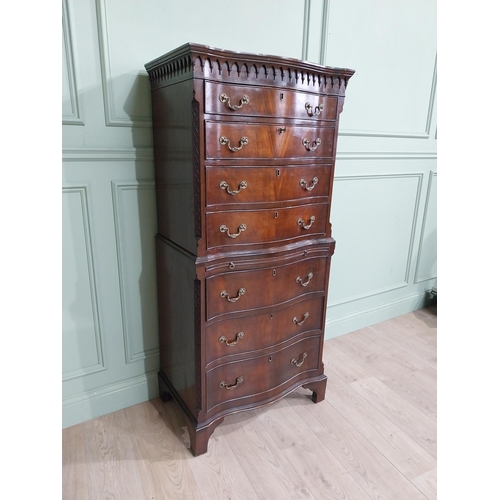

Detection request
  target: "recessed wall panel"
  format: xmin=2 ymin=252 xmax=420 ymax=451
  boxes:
xmin=98 ymin=0 xmax=305 ymax=125
xmin=326 ymin=0 xmax=436 ymax=135
xmin=415 ymin=172 xmax=437 ymax=282
xmin=62 ymin=187 xmax=104 ymax=379
xmin=112 ymin=182 xmax=158 ymax=362
xmin=328 ymin=174 xmax=421 ymax=304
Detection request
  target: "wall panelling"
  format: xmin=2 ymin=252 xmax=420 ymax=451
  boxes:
xmin=62 ymin=0 xmax=437 ymax=427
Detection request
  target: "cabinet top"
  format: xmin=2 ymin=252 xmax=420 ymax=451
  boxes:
xmin=145 ymin=42 xmax=355 ymax=95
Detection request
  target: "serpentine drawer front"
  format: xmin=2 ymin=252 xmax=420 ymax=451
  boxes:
xmin=205 ymin=255 xmax=328 ymax=320
xmin=206 ymin=203 xmax=330 ymax=250
xmin=205 ymin=121 xmax=335 ymax=160
xmin=205 ymin=296 xmax=325 ymax=365
xmin=146 ymin=43 xmax=354 ymax=456
xmin=206 ymin=335 xmax=322 ymax=413
xmin=206 ymin=164 xmax=332 ymax=206
xmin=204 ymin=81 xmax=339 ymax=121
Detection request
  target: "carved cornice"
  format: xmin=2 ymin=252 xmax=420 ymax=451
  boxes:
xmin=145 ymin=43 xmax=355 ymax=95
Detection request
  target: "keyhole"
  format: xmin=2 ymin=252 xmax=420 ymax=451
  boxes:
xmin=276 ymin=169 xmax=280 ymax=177
xmin=272 ymin=269 xmax=276 ymax=276
xmin=274 ymin=212 xmax=278 ymax=219
xmin=280 ymin=92 xmax=284 ymax=101
xmin=268 ymin=356 xmax=273 ymax=362
xmin=270 ymin=313 xmax=274 ymax=320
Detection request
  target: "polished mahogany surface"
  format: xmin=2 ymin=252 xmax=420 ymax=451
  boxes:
xmin=146 ymin=43 xmax=354 ymax=456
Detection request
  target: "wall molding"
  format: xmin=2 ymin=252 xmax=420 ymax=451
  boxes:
xmin=414 ymin=171 xmax=437 ymax=283
xmin=319 ymin=0 xmax=330 ymax=65
xmin=337 ymin=51 xmax=437 ymax=139
xmin=62 ymin=148 xmax=436 ymax=162
xmin=62 ymin=185 xmax=105 ymax=381
xmin=339 ymin=129 xmax=431 ymax=139
xmin=338 ymin=51 xmax=437 ymax=139
xmin=62 ymin=148 xmax=155 ymax=161
xmin=95 ymin=0 xmax=151 ymax=128
xmin=62 ymin=0 xmax=83 ymax=125
xmin=111 ymin=181 xmax=159 ymax=364
xmin=301 ymin=0 xmax=311 ymax=61
xmin=328 ymin=173 xmax=424 ymax=307
xmin=425 ymin=55 xmax=437 ymax=136
xmin=336 ymin=151 xmax=437 ymax=160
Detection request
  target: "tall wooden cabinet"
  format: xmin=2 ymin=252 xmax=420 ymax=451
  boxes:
xmin=145 ymin=44 xmax=354 ymax=456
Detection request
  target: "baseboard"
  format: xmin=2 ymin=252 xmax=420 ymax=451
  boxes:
xmin=324 ymin=291 xmax=431 ymax=340
xmin=62 ymin=372 xmax=159 ymax=428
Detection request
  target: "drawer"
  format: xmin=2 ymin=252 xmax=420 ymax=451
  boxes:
xmin=206 ymin=335 xmax=322 ymax=412
xmin=206 ymin=164 xmax=332 ymax=206
xmin=205 ymin=81 xmax=338 ymax=121
xmin=206 ymin=256 xmax=328 ymax=320
xmin=206 ymin=203 xmax=329 ymax=250
xmin=205 ymin=121 xmax=335 ymax=160
xmin=206 ymin=296 xmax=325 ymax=365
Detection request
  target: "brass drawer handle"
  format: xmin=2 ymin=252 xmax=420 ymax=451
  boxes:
xmin=220 ymin=180 xmax=247 ymax=195
xmin=302 ymin=137 xmax=321 ymax=151
xmin=291 ymin=352 xmax=308 ymax=367
xmin=296 ymin=272 xmax=313 ymax=287
xmin=299 ymin=177 xmax=318 ymax=191
xmin=220 ymin=288 xmax=246 ymax=302
xmin=219 ymin=93 xmax=250 ymax=110
xmin=305 ymin=102 xmax=324 ymax=116
xmin=297 ymin=216 xmax=315 ymax=229
xmin=293 ymin=312 xmax=309 ymax=325
xmin=219 ymin=331 xmax=244 ymax=346
xmin=220 ymin=223 xmax=247 ymax=238
xmin=219 ymin=135 xmax=249 ymax=152
xmin=219 ymin=376 xmax=244 ymax=390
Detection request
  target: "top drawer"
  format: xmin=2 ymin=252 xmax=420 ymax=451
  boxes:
xmin=205 ymin=81 xmax=338 ymax=121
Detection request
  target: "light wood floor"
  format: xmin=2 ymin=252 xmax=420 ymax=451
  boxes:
xmin=62 ymin=305 xmax=437 ymax=500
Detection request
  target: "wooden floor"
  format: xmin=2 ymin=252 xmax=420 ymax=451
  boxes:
xmin=62 ymin=305 xmax=437 ymax=500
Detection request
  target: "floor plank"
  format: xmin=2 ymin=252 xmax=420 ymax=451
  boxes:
xmin=288 ymin=390 xmax=429 ymax=500
xmin=380 ymin=366 xmax=437 ymax=420
xmin=349 ymin=377 xmax=437 ymax=458
xmin=372 ymin=321 xmax=437 ymax=369
xmin=83 ymin=410 xmax=145 ymax=500
xmin=258 ymin=397 xmax=373 ymax=500
xmin=62 ymin=305 xmax=437 ymax=500
xmin=322 ymin=341 xmax=372 ymax=384
xmin=323 ymin=367 xmax=436 ymax=480
xmin=220 ymin=410 xmax=315 ymax=500
xmin=186 ymin=418 xmax=260 ymax=500
xmin=124 ymin=399 xmax=203 ymax=500
xmin=412 ymin=468 xmax=437 ymax=500
xmin=62 ymin=423 xmax=88 ymax=500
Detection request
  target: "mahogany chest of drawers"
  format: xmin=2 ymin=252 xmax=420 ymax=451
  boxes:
xmin=145 ymin=43 xmax=354 ymax=456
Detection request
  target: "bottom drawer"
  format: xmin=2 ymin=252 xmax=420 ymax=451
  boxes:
xmin=206 ymin=335 xmax=322 ymax=412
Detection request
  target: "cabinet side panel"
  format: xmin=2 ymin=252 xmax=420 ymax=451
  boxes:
xmin=156 ymin=237 xmax=198 ymax=419
xmin=151 ymin=79 xmax=197 ymax=254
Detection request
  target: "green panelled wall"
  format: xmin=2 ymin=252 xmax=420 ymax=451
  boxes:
xmin=62 ymin=0 xmax=437 ymax=427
